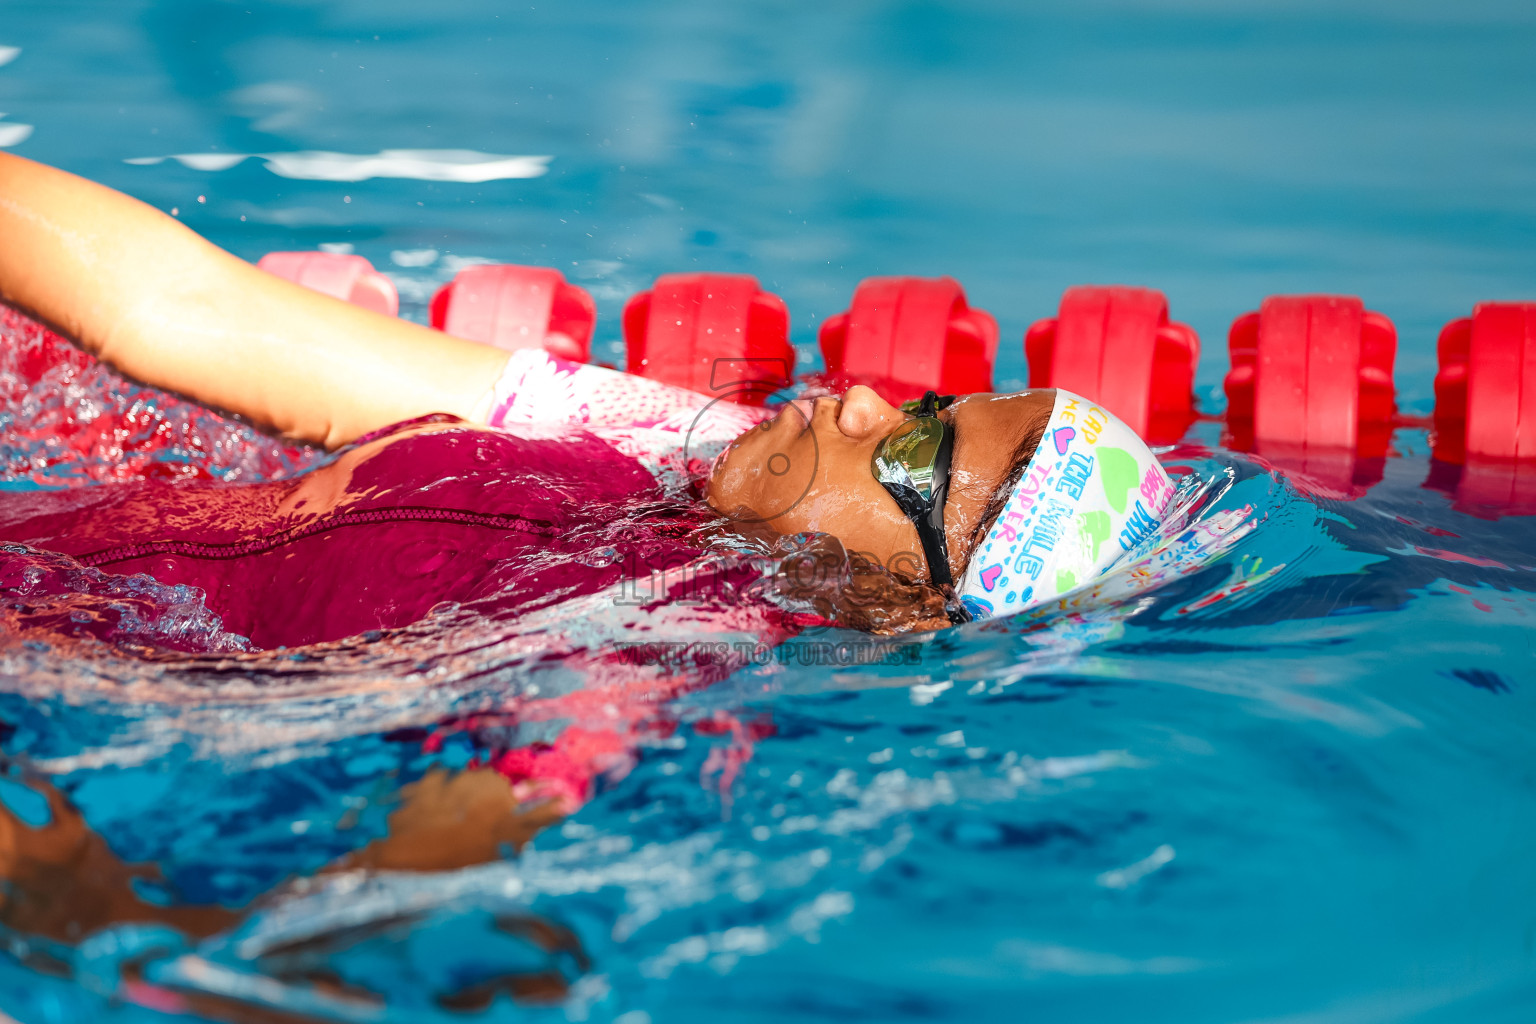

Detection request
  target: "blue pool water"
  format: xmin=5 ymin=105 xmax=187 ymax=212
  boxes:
xmin=2 ymin=2 xmax=1536 ymax=1021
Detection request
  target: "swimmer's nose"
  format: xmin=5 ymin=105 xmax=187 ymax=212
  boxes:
xmin=836 ymin=385 xmax=903 ymax=440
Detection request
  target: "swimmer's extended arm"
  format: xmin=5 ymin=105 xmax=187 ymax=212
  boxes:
xmin=0 ymin=152 xmax=511 ymax=448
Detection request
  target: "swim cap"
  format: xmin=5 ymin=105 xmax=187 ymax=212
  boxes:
xmin=956 ymin=390 xmax=1174 ymax=620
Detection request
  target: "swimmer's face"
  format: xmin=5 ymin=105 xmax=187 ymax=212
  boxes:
xmin=706 ymin=385 xmax=1056 ymax=582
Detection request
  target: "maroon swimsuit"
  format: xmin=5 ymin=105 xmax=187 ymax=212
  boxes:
xmin=0 ymin=418 xmax=714 ymax=649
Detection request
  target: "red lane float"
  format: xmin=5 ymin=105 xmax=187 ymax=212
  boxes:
xmin=623 ymin=273 xmax=792 ymax=405
xmin=245 ymin=253 xmax=1536 ymax=515
xmin=1225 ymin=295 xmax=1397 ymax=453
xmin=1428 ymin=302 xmax=1536 ymax=513
xmin=1433 ymin=302 xmax=1536 ymax=463
xmin=256 ymin=252 xmax=399 ymax=317
xmin=1224 ymin=295 xmax=1396 ymax=496
xmin=817 ymin=277 xmax=997 ymax=405
xmin=430 ymin=264 xmax=596 ymax=362
xmin=1024 ymin=286 xmax=1198 ymax=445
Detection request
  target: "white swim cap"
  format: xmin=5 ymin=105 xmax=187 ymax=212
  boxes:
xmin=956 ymin=390 xmax=1174 ymax=620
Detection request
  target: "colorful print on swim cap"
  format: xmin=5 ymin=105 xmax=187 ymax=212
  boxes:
xmin=1097 ymin=446 xmax=1140 ymax=514
xmin=955 ymin=390 xmax=1174 ymax=621
xmin=961 ymin=594 xmax=994 ymax=618
xmin=1079 ymin=510 xmax=1110 ymax=561
xmin=1051 ymin=425 xmax=1076 ymax=455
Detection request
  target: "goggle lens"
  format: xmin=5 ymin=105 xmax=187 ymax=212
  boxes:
xmin=872 ymin=417 xmax=946 ymax=502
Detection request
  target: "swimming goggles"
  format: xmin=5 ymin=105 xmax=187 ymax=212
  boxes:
xmin=872 ymin=391 xmax=956 ymax=587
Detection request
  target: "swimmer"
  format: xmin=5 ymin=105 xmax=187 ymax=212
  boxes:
xmin=0 ymin=155 xmax=1183 ymax=1010
xmin=0 ymin=152 xmax=1173 ymax=637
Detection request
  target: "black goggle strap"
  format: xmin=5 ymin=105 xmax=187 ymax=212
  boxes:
xmin=922 ymin=419 xmax=955 ymax=588
xmin=883 ymin=481 xmax=952 ymax=590
xmin=874 ymin=392 xmax=957 ymax=589
xmin=899 ymin=391 xmax=957 ymax=417
xmin=884 ymin=421 xmax=954 ymax=589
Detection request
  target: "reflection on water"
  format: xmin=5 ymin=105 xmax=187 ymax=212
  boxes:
xmin=126 ymin=151 xmax=553 ymax=183
xmin=0 ymin=45 xmax=22 ymax=146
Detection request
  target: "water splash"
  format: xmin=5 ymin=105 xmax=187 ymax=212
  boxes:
xmin=0 ymin=542 xmax=251 ymax=656
xmin=0 ymin=305 xmax=321 ymax=487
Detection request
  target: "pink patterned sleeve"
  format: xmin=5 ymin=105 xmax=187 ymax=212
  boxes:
xmin=485 ymin=349 xmax=770 ymax=490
